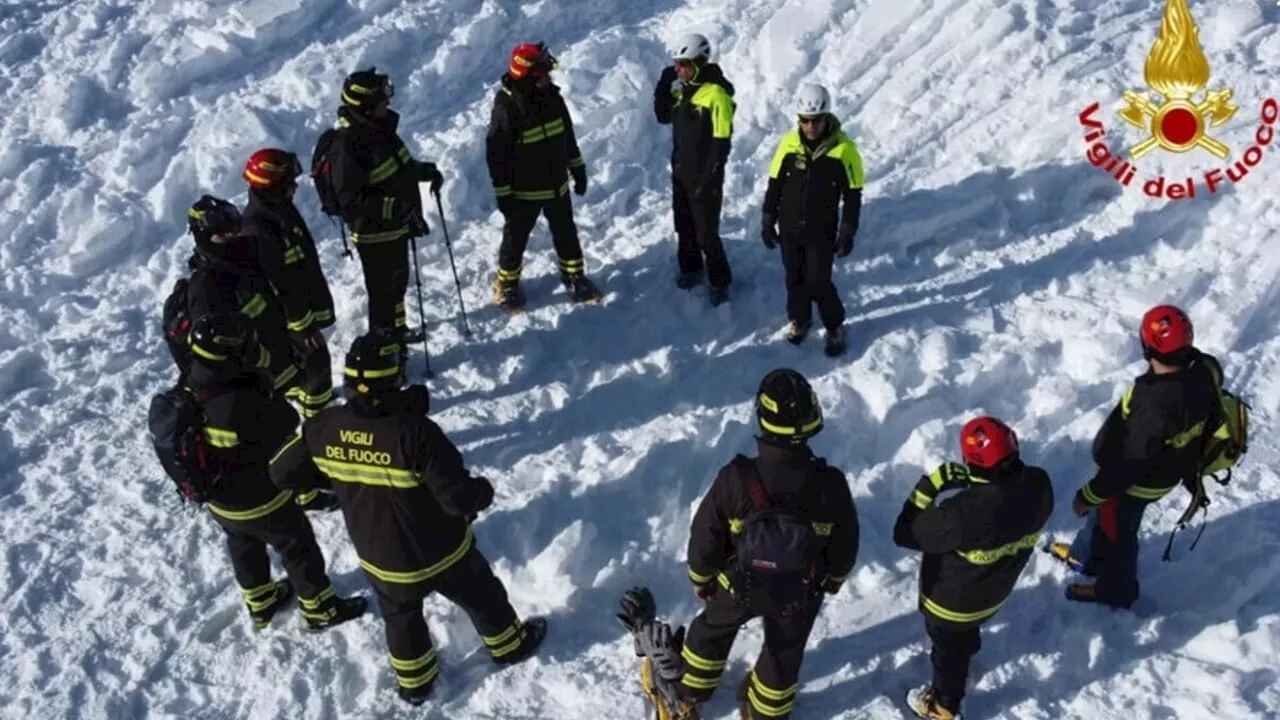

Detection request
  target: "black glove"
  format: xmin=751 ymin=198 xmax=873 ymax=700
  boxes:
xmin=910 ymin=462 xmax=971 ymax=509
xmin=820 ymin=575 xmax=843 ymax=595
xmin=496 ymin=194 xmax=513 ymax=218
xmin=299 ymin=490 xmax=340 ymax=513
xmin=761 ymin=214 xmax=779 ymax=249
xmin=289 ymin=325 xmax=325 ymax=357
xmin=571 ymin=166 xmax=587 ymax=196
xmin=835 ymin=228 xmax=855 ymax=258
xmin=417 ymin=161 xmax=444 ymax=195
xmin=616 ymin=586 xmax=657 ymax=635
xmin=470 ymin=476 xmax=495 ymax=516
xmin=639 ymin=622 xmax=686 ymax=682
xmin=658 ymin=65 xmax=678 ymax=90
xmin=395 ymin=199 xmax=429 ymax=234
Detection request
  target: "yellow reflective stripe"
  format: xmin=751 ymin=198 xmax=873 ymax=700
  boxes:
xmin=295 ymin=489 xmax=319 ymax=505
xmin=1120 ymin=388 xmax=1134 ymax=418
xmin=922 ymin=594 xmax=1006 ymax=624
xmin=728 ymin=518 xmax=743 ymax=534
xmin=511 ymin=189 xmax=557 ymax=200
xmin=749 ymin=669 xmax=797 ymax=700
xmin=398 ymin=665 xmax=439 ymax=689
xmin=255 ymin=346 xmax=271 ymax=370
xmin=810 ymin=522 xmax=833 ymax=536
xmin=283 ymin=246 xmax=305 ymax=264
xmin=204 ymin=426 xmax=239 ymax=448
xmin=269 ymin=431 xmax=302 ymax=465
xmin=688 ymin=567 xmax=713 ymax=584
xmin=518 ymin=118 xmax=565 ymax=144
xmin=358 ymin=528 xmax=473 ymax=584
xmin=1125 ymin=484 xmax=1174 ymax=501
xmin=208 ymin=490 xmax=294 ymax=522
xmin=351 ymin=228 xmax=410 ymax=244
xmin=1167 ymin=420 xmax=1206 ymax=449
xmin=716 ymin=572 xmax=732 ymax=590
xmin=483 ymin=623 xmax=520 ymax=648
xmin=272 ymin=364 xmax=299 ymax=390
xmin=759 ymin=416 xmax=821 ymax=436
xmin=286 ymin=311 xmax=315 ymax=332
xmin=911 ymin=489 xmax=933 ymax=510
xmin=497 ymin=266 xmax=522 ymax=281
xmin=680 ymin=646 xmax=726 ymax=673
xmin=956 ymin=531 xmax=1040 ymax=565
xmin=485 ymin=624 xmax=525 ymax=657
xmin=312 ymin=457 xmax=419 ymax=488
xmin=680 ymin=674 xmax=721 ymax=690
xmin=369 ymin=157 xmax=399 ymax=183
xmin=568 ymin=155 xmax=585 ymax=168
xmin=1080 ymin=484 xmax=1104 ymax=505
xmin=191 ymin=343 xmax=226 ymax=362
xmin=390 ymin=649 xmax=437 ymax=673
xmin=298 ymin=586 xmax=335 ymax=610
xmin=312 ymin=309 xmax=333 ymax=324
xmin=494 ymin=185 xmax=513 ymax=197
xmin=240 ymin=294 xmax=267 ymax=319
xmin=343 ymin=365 xmax=400 ymax=379
xmin=747 ymin=689 xmax=794 ymax=717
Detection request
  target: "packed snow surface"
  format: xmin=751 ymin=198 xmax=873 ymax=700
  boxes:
xmin=1 ymin=0 xmax=1277 ymax=718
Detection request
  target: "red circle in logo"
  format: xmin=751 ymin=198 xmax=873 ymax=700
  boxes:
xmin=1160 ymin=107 xmax=1200 ymax=146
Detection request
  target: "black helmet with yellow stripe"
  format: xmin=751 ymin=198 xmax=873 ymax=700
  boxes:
xmin=189 ymin=313 xmax=267 ymax=370
xmin=756 ymin=368 xmax=823 ymax=443
xmin=343 ymin=331 xmax=405 ymax=396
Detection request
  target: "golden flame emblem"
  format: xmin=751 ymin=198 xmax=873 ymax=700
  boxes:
xmin=1118 ymin=0 xmax=1238 ymax=158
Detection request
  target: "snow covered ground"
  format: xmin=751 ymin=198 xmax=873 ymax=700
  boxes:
xmin=1 ymin=0 xmax=1278 ymax=717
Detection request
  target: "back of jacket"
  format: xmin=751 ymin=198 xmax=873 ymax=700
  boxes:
xmin=186 ymin=361 xmax=299 ymax=521
xmin=894 ymin=461 xmax=1054 ymax=629
xmin=1081 ymin=351 xmax=1221 ymax=506
xmin=242 ymin=190 xmax=335 ymax=330
xmin=270 ymin=390 xmax=494 ymax=586
xmin=485 ymin=77 xmax=584 ymax=201
xmin=329 ymin=107 xmax=424 ymax=245
xmin=686 ymin=438 xmax=860 ymax=594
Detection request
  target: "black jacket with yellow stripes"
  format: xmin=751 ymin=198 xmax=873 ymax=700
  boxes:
xmin=242 ymin=190 xmax=335 ymax=331
xmin=763 ymin=117 xmax=864 ymax=243
xmin=268 ymin=387 xmax=495 ymax=586
xmin=485 ymin=75 xmax=585 ymax=202
xmin=686 ymin=438 xmax=859 ymax=596
xmin=893 ymin=460 xmax=1053 ymax=630
xmin=329 ymin=107 xmax=431 ymax=245
xmin=654 ymin=63 xmax=736 ymax=189
xmin=186 ymin=360 xmax=301 ymax=522
xmin=184 ymin=243 xmax=299 ymax=394
xmin=1079 ymin=349 xmax=1223 ymax=507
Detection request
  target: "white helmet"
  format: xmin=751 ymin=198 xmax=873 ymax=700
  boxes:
xmin=795 ymin=83 xmax=831 ymax=117
xmin=671 ymin=33 xmax=712 ymax=61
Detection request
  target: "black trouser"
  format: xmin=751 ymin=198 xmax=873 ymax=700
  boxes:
xmin=212 ymin=496 xmax=335 ymax=618
xmin=1088 ymin=494 xmax=1149 ymax=607
xmin=672 ymin=173 xmax=732 ymax=288
xmin=678 ymin=590 xmax=821 ymax=719
xmin=293 ymin=340 xmax=333 ymax=420
xmin=780 ymin=233 xmax=844 ymax=331
xmin=355 ymin=237 xmax=410 ymax=334
xmin=366 ymin=544 xmax=523 ymax=693
xmin=924 ymin=616 xmax=981 ymax=713
xmin=497 ymin=193 xmax=585 ymax=284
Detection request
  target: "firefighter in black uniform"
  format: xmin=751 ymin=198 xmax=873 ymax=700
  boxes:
xmin=183 ymin=195 xmax=302 ymax=406
xmin=185 ymin=312 xmax=365 ymax=631
xmin=485 ymin=41 xmax=601 ymax=311
xmin=893 ymin=416 xmax=1054 ymax=720
xmin=329 ymin=67 xmax=443 ymax=343
xmin=678 ymin=369 xmax=859 ymax=720
xmin=241 ymin=147 xmax=337 ymax=424
xmin=1053 ymin=304 xmax=1221 ymax=609
xmin=762 ymin=83 xmax=863 ymax=357
xmin=654 ymin=33 xmax=736 ymax=306
xmin=268 ymin=331 xmax=547 ymax=706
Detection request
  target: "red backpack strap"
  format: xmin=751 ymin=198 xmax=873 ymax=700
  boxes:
xmin=738 ymin=455 xmax=772 ymax=510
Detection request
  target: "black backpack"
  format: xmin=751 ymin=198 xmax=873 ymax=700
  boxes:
xmin=161 ymin=277 xmax=192 ymax=375
xmin=731 ymin=457 xmax=822 ymax=617
xmin=310 ymin=128 xmax=344 ymax=217
xmin=148 ymin=386 xmax=220 ymax=504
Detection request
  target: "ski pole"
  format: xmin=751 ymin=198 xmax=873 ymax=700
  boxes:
xmin=409 ymin=234 xmax=433 ymax=379
xmin=433 ymin=189 xmax=471 ymax=338
xmin=330 ymin=217 xmax=352 ymax=258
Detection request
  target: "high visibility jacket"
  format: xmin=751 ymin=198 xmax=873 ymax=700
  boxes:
xmin=185 ymin=361 xmax=299 ymax=522
xmin=268 ymin=388 xmax=495 ymax=586
xmin=328 ymin=108 xmax=429 ymax=245
xmin=893 ymin=460 xmax=1054 ymax=629
xmin=242 ymin=190 xmax=335 ymax=330
xmin=654 ymin=63 xmax=736 ymax=187
xmin=686 ymin=438 xmax=859 ymax=595
xmin=1079 ymin=350 xmax=1222 ymax=507
xmin=763 ymin=118 xmax=864 ymax=243
xmin=184 ymin=244 xmax=299 ymax=394
xmin=485 ymin=75 xmax=585 ymax=202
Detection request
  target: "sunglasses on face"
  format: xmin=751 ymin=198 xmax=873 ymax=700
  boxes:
xmin=799 ymin=116 xmax=824 ymax=126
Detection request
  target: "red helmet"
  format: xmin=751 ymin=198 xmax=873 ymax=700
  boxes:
xmin=243 ymin=148 xmax=301 ymax=190
xmin=508 ymin=42 xmax=556 ymax=80
xmin=1139 ymin=304 xmax=1193 ymax=360
xmin=960 ymin=416 xmax=1019 ymax=469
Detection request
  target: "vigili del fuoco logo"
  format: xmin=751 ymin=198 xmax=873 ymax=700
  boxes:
xmin=1078 ymin=0 xmax=1278 ymax=199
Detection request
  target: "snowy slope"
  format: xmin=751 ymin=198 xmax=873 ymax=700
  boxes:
xmin=2 ymin=0 xmax=1279 ymax=717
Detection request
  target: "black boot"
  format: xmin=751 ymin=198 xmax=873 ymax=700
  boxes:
xmin=397 ymin=683 xmax=434 ymax=707
xmin=492 ymin=616 xmax=548 ymax=666
xmin=824 ymin=326 xmax=846 ymax=357
xmin=303 ymin=595 xmax=368 ymax=632
xmin=676 ymin=268 xmax=704 ymax=290
xmin=708 ymin=284 xmax=729 ymax=307
xmin=562 ymin=274 xmax=602 ymax=303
